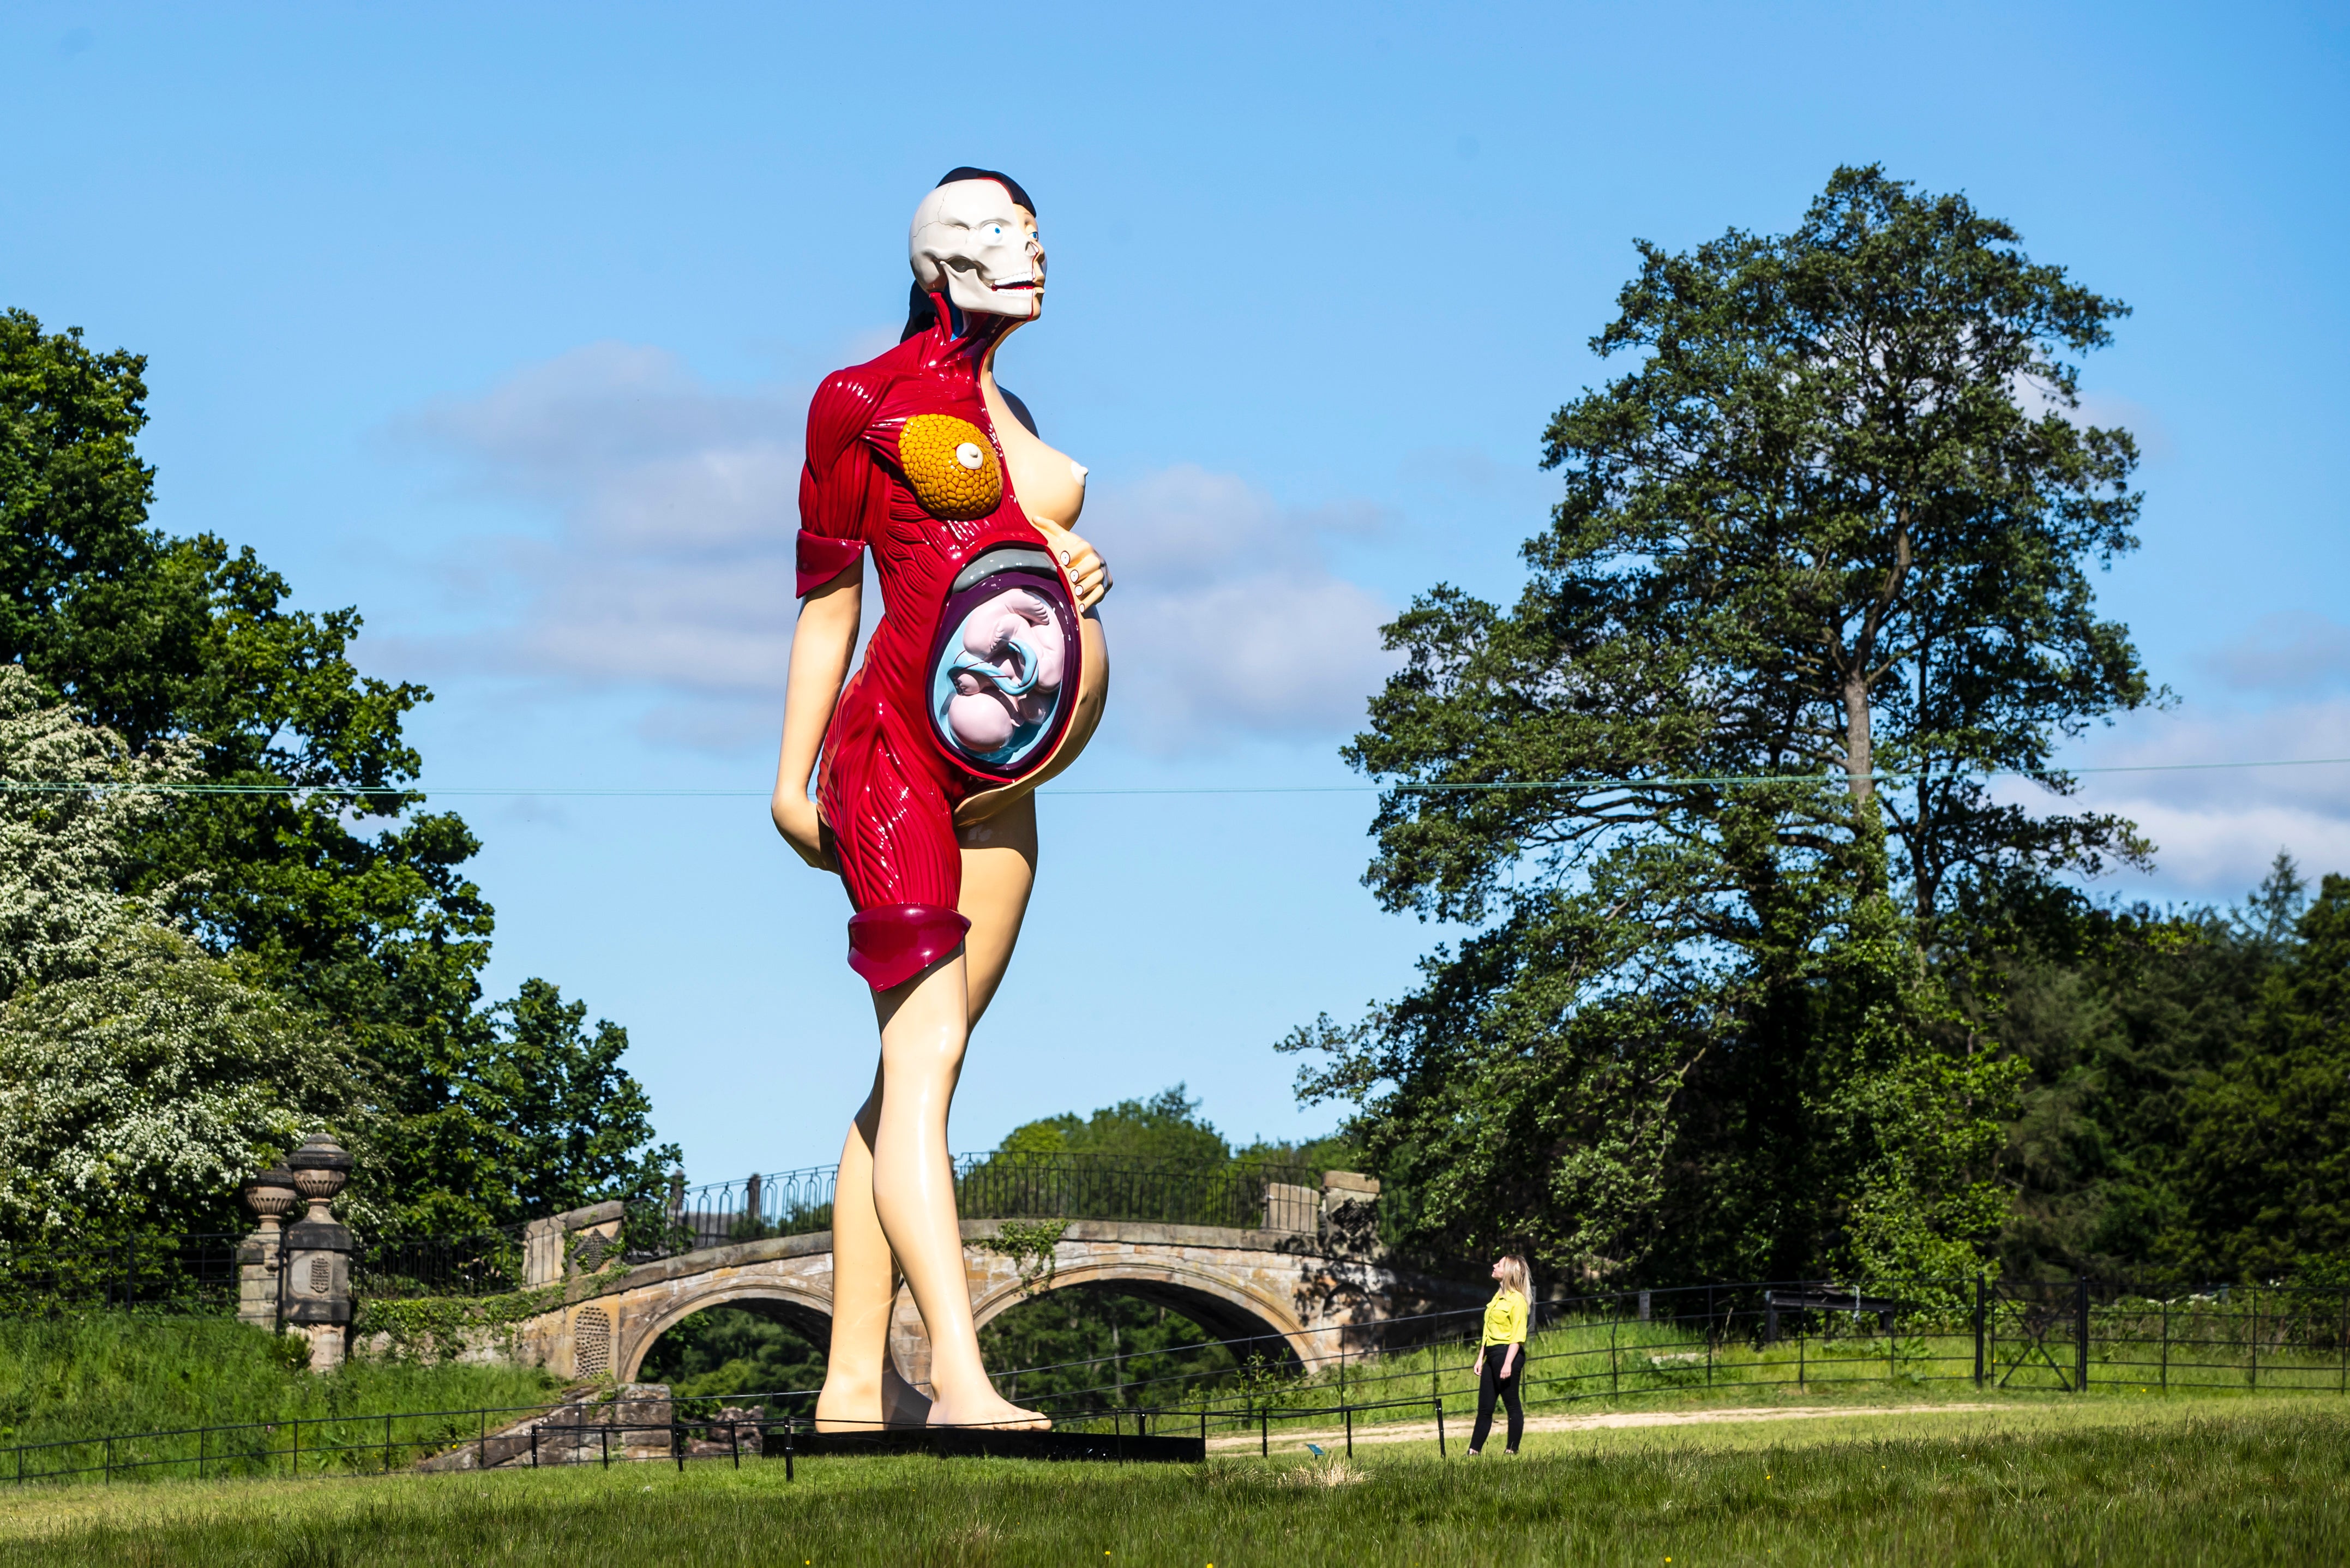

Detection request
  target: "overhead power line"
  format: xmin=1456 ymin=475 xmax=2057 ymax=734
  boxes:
xmin=0 ymin=755 xmax=2341 ymax=799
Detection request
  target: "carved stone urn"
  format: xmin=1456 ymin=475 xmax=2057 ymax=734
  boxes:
xmin=243 ymin=1166 xmax=300 ymax=1231
xmin=280 ymin=1133 xmax=357 ymax=1365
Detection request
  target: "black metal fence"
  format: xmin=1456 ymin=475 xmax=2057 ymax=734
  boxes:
xmin=354 ymin=1227 xmax=532 ymax=1301
xmin=632 ymin=1152 xmax=1325 ymax=1262
xmin=0 ymin=1234 xmax=242 ymax=1314
xmin=970 ymin=1274 xmax=2350 ymax=1425
xmin=1 ymin=1152 xmax=1339 ymax=1311
xmin=13 ymin=1272 xmax=2350 ymax=1488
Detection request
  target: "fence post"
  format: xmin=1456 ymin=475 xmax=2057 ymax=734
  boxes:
xmin=384 ymin=1413 xmax=392 ymax=1474
xmin=104 ymin=1436 xmax=111 ymax=1483
xmin=1973 ymin=1274 xmax=1985 ymax=1389
xmin=531 ymin=1426 xmax=538 ymax=1468
xmin=2073 ymin=1277 xmax=2089 ymax=1393
xmin=1609 ymin=1305 xmax=1619 ymax=1396
xmin=1435 ymin=1397 xmax=1445 ymax=1458
xmin=1706 ymin=1285 xmax=1715 ymax=1387
xmin=477 ymin=1409 xmax=485 ymax=1471
xmin=673 ymin=1421 xmax=684 ymax=1473
xmin=291 ymin=1418 xmax=299 ymax=1476
xmin=2250 ymin=1287 xmax=2259 ymax=1389
xmin=2339 ymin=1291 xmax=2346 ymax=1396
xmin=1259 ymin=1406 xmax=1267 ymax=1458
xmin=1344 ymin=1403 xmax=1353 ymax=1458
xmin=784 ymin=1417 xmax=795 ymax=1483
xmin=2161 ymin=1297 xmax=2170 ymax=1390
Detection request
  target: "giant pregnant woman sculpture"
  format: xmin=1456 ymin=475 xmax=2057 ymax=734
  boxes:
xmin=771 ymin=169 xmax=1110 ymax=1431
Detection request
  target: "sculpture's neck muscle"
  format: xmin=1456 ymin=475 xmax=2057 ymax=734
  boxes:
xmin=977 ymin=322 xmax=1087 ymax=528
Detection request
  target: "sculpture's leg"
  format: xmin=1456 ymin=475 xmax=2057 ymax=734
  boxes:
xmin=813 ymin=801 xmax=1039 ymax=1432
xmin=813 ymin=1070 xmax=929 ymax=1431
xmin=870 ymin=950 xmax=1048 ymax=1429
xmin=957 ymin=791 xmax=1037 ymax=1027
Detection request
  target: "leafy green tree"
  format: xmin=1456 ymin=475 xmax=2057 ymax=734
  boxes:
xmin=998 ymin=1085 xmax=1233 ymax=1167
xmin=0 ymin=308 xmax=674 ymax=1232
xmin=1291 ymin=167 xmax=2147 ymax=1283
xmin=978 ymin=1285 xmax=1237 ymax=1410
xmin=0 ymin=924 xmax=373 ymax=1247
xmin=0 ymin=665 xmax=372 ymax=1245
xmin=2177 ymin=873 xmax=2350 ymax=1278
xmin=1987 ymin=864 xmax=2294 ymax=1280
xmin=638 ymin=1306 xmax=829 ymax=1401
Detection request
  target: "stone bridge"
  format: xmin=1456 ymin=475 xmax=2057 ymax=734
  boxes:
xmin=503 ymin=1177 xmax=1478 ymax=1399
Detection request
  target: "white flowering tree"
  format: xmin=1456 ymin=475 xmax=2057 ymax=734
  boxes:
xmin=0 ymin=666 xmax=372 ymax=1247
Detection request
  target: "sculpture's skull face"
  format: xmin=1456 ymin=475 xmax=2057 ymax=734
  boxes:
xmin=910 ymin=179 xmax=1044 ymax=322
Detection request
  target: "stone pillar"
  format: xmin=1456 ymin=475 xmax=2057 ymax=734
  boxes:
xmin=237 ymin=1167 xmax=299 ymax=1330
xmin=1321 ymin=1170 xmax=1383 ymax=1258
xmin=522 ymin=1200 xmax=628 ymax=1288
xmin=281 ymin=1132 xmax=356 ymax=1372
xmin=1262 ymin=1182 xmax=1320 ymax=1235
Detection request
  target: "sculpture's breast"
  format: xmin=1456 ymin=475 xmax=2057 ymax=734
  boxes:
xmin=982 ymin=380 xmax=1087 ymax=527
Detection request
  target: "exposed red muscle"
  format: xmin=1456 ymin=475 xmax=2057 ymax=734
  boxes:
xmin=796 ymin=296 xmax=1075 ymax=989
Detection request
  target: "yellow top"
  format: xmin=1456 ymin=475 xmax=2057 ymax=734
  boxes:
xmin=1481 ymin=1287 xmax=1528 ymax=1348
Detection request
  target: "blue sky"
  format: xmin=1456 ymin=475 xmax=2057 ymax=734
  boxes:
xmin=4 ymin=2 xmax=2345 ymax=1182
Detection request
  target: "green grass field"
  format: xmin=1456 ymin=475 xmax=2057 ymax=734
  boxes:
xmin=1057 ymin=1293 xmax=2348 ymax=1437
xmin=0 ymin=1313 xmax=562 ymax=1480
xmin=1 ymin=1395 xmax=2342 ymax=1565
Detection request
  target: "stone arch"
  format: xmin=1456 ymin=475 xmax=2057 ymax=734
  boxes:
xmin=970 ymin=1255 xmax=1311 ymax=1372
xmin=617 ymin=1282 xmax=834 ymax=1385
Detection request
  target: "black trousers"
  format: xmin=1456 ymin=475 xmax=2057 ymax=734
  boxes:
xmin=1469 ymin=1342 xmax=1523 ymax=1453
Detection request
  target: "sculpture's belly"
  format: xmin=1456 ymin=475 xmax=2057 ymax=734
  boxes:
xmin=924 ymin=545 xmax=1081 ymax=783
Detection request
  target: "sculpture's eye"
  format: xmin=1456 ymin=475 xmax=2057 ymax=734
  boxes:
xmin=954 ymin=442 xmax=986 ymax=471
xmin=981 ymin=222 xmax=1009 ymax=244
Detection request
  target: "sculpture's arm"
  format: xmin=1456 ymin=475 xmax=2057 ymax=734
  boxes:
xmin=771 ymin=566 xmax=861 ymax=869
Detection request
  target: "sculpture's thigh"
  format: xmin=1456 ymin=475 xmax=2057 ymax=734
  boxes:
xmin=957 ymin=791 xmax=1037 ymax=1029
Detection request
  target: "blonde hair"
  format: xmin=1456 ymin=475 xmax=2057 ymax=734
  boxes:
xmin=1495 ymin=1254 xmax=1531 ymax=1300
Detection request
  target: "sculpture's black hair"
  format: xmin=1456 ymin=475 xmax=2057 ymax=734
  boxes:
xmin=935 ymin=166 xmax=1035 ymax=216
xmin=903 ymin=167 xmax=1035 ymax=341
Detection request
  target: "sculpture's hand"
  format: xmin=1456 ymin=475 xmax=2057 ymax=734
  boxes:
xmin=1034 ymin=520 xmax=1111 ymax=611
xmin=771 ymin=791 xmax=838 ymax=872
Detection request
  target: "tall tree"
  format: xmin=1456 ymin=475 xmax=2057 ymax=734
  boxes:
xmin=0 ymin=665 xmax=371 ymax=1246
xmin=0 ymin=308 xmax=675 ymax=1231
xmin=1989 ymin=860 xmax=2298 ymax=1281
xmin=1291 ymin=168 xmax=2149 ymax=1283
xmin=2177 ymin=872 xmax=2350 ymax=1278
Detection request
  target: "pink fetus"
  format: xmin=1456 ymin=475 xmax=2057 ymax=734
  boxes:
xmin=943 ymin=589 xmax=1065 ymax=758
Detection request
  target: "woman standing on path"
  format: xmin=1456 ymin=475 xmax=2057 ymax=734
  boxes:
xmin=1467 ymin=1254 xmax=1531 ymax=1457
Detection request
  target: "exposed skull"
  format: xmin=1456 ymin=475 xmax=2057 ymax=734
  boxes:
xmin=910 ymin=178 xmax=1045 ymax=321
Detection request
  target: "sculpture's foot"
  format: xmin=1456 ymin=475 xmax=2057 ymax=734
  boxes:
xmin=924 ymin=1389 xmax=1051 ymax=1431
xmin=813 ymin=1361 xmax=934 ymax=1432
xmin=812 ymin=1372 xmax=879 ymax=1434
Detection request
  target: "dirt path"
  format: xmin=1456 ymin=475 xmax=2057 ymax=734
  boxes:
xmin=1205 ymin=1402 xmax=2003 ymax=1454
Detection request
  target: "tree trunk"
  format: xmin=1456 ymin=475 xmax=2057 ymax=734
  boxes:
xmin=1842 ymin=672 xmax=1874 ymax=801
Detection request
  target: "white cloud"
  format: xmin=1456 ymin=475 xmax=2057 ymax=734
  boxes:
xmin=2202 ymin=611 xmax=2350 ymax=695
xmin=1079 ymin=465 xmax=1399 ymax=752
xmin=393 ymin=353 xmax=1398 ymax=754
xmin=2050 ymin=698 xmax=2350 ymax=895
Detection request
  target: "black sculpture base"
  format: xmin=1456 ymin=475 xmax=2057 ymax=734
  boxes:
xmin=785 ymin=1427 xmax=1203 ymax=1464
